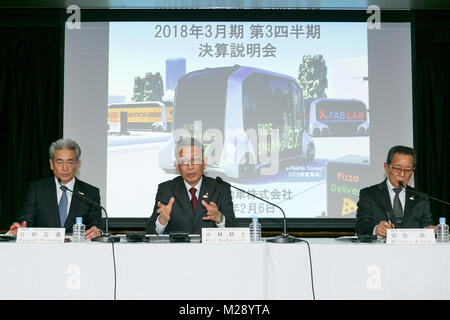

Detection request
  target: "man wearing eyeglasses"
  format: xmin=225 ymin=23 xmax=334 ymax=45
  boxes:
xmin=146 ymin=137 xmax=238 ymax=234
xmin=355 ymin=145 xmax=435 ymax=236
xmin=9 ymin=139 xmax=103 ymax=239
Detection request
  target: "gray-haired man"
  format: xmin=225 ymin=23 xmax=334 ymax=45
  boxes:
xmin=9 ymin=138 xmax=103 ymax=239
xmin=146 ymin=137 xmax=238 ymax=234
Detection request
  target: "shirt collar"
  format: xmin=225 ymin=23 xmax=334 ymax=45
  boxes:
xmin=184 ymin=177 xmax=202 ymax=193
xmin=55 ymin=176 xmax=76 ymax=191
xmin=386 ymin=178 xmax=404 ymax=192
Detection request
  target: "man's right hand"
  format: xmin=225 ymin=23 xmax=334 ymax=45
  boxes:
xmin=375 ymin=220 xmax=393 ymax=237
xmin=8 ymin=221 xmax=27 ymax=236
xmin=157 ymin=197 xmax=175 ymax=226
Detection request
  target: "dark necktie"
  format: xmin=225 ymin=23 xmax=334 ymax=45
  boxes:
xmin=59 ymin=186 xmax=68 ymax=228
xmin=392 ymin=187 xmax=403 ymax=224
xmin=189 ymin=187 xmax=197 ymax=212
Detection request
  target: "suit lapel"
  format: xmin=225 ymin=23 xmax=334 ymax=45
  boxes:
xmin=45 ymin=178 xmax=61 ymax=227
xmin=196 ymin=177 xmax=208 ymax=217
xmin=375 ymin=180 xmax=394 ymax=221
xmin=66 ymin=178 xmax=81 ymax=228
xmin=173 ymin=176 xmax=195 ymax=218
xmin=196 ymin=176 xmax=216 ymax=216
xmin=194 ymin=177 xmax=218 ymax=234
xmin=403 ymin=186 xmax=416 ymax=222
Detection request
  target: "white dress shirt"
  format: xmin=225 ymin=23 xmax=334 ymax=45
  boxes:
xmin=155 ymin=177 xmax=226 ymax=234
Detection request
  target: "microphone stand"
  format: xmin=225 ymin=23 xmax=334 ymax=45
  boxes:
xmin=90 ymin=208 xmax=120 ymax=243
xmin=425 ymin=196 xmax=450 ymax=206
xmin=58 ymin=179 xmax=119 ymax=243
xmin=216 ymin=177 xmax=300 ymax=243
xmin=399 ymin=181 xmax=450 ymax=206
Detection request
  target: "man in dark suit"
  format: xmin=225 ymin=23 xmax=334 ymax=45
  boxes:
xmin=9 ymin=139 xmax=103 ymax=239
xmin=356 ymin=145 xmax=435 ymax=236
xmin=146 ymin=137 xmax=238 ymax=234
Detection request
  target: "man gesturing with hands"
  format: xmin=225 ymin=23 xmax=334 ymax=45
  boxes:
xmin=156 ymin=197 xmax=175 ymax=227
xmin=146 ymin=137 xmax=238 ymax=235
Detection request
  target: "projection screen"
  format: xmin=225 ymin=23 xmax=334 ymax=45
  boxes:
xmin=64 ymin=15 xmax=413 ymax=228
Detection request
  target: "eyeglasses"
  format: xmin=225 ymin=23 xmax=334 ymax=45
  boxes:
xmin=389 ymin=166 xmax=414 ymax=175
xmin=54 ymin=159 xmax=77 ymax=167
xmin=177 ymin=158 xmax=203 ymax=166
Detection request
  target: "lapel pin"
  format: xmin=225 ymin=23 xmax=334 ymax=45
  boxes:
xmin=203 ymin=193 xmax=208 ymax=199
xmin=409 ymin=196 xmax=414 ymax=200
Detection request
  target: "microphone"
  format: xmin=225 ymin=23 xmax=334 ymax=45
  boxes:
xmin=399 ymin=181 xmax=450 ymax=206
xmin=57 ymin=178 xmax=119 ymax=243
xmin=215 ymin=176 xmax=300 ymax=243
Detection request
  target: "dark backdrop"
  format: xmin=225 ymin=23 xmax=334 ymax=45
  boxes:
xmin=0 ymin=10 xmax=64 ymax=230
xmin=413 ymin=10 xmax=450 ymax=225
xmin=0 ymin=9 xmax=448 ymax=231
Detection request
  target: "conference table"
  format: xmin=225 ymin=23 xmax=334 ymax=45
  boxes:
xmin=1 ymin=237 xmax=449 ymax=300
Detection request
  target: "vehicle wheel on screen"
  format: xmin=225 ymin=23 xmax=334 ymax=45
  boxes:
xmin=306 ymin=143 xmax=315 ymax=163
xmin=358 ymin=128 xmax=365 ymax=136
xmin=313 ymin=128 xmax=321 ymax=137
xmin=322 ymin=128 xmax=329 ymax=136
xmin=239 ymin=153 xmax=258 ymax=182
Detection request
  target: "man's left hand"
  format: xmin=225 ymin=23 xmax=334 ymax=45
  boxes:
xmin=85 ymin=226 xmax=102 ymax=239
xmin=202 ymin=200 xmax=223 ymax=224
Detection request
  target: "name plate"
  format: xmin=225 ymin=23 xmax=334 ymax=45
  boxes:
xmin=16 ymin=228 xmax=65 ymax=244
xmin=386 ymin=228 xmax=435 ymax=245
xmin=202 ymin=228 xmax=250 ymax=244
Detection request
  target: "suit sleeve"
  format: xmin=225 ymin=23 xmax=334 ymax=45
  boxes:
xmin=17 ymin=181 xmax=37 ymax=227
xmin=146 ymin=184 xmax=164 ymax=234
xmin=218 ymin=184 xmax=238 ymax=228
xmin=355 ymin=188 xmax=376 ymax=235
xmin=419 ymin=199 xmax=434 ymax=227
xmin=85 ymin=187 xmax=103 ymax=231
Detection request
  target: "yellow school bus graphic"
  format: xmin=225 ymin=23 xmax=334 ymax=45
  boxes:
xmin=108 ymin=101 xmax=173 ymax=131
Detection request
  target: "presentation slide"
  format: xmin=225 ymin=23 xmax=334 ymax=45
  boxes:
xmin=64 ymin=20 xmax=413 ymax=222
